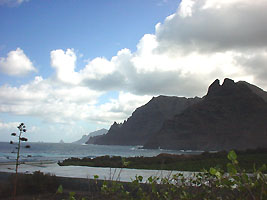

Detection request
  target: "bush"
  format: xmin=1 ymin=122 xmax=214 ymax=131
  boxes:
xmin=59 ymin=149 xmax=267 ymax=172
xmin=100 ymin=150 xmax=267 ymax=200
xmin=0 ymin=171 xmax=59 ymax=198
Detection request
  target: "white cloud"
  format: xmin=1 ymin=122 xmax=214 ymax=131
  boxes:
xmin=0 ymin=121 xmax=20 ymax=142
xmin=81 ymin=57 xmax=115 ymax=80
xmin=152 ymin=0 xmax=267 ymax=91
xmin=0 ymin=48 xmax=36 ymax=76
xmin=0 ymin=73 xmax=151 ymax=126
xmin=0 ymin=76 xmax=102 ymax=123
xmin=50 ymin=48 xmax=80 ymax=84
xmin=233 ymin=49 xmax=267 ymax=86
xmin=89 ymin=92 xmax=152 ymax=124
xmin=0 ymin=121 xmax=19 ymax=130
xmin=178 ymin=0 xmax=195 ymax=17
xmin=156 ymin=0 xmax=267 ymax=54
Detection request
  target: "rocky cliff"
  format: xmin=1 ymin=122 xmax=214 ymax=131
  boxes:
xmin=93 ymin=96 xmax=201 ymax=145
xmin=144 ymin=78 xmax=267 ymax=150
xmin=73 ymin=129 xmax=108 ymax=144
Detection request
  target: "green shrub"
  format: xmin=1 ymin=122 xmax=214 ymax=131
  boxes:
xmin=0 ymin=171 xmax=59 ymax=198
xmin=59 ymin=149 xmax=267 ymax=173
xmin=100 ymin=150 xmax=267 ymax=200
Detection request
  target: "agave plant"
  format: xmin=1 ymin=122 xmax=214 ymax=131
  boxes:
xmin=10 ymin=123 xmax=30 ymax=200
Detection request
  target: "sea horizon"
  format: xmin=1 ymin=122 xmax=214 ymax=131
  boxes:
xmin=0 ymin=142 xmax=203 ymax=163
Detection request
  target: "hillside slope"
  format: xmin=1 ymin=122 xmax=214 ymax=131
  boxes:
xmin=73 ymin=129 xmax=108 ymax=144
xmin=144 ymin=78 xmax=267 ymax=150
xmin=93 ymin=96 xmax=201 ymax=145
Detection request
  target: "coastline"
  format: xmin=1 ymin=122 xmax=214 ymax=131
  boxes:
xmin=0 ymin=152 xmax=266 ymax=199
xmin=1 ymin=149 xmax=266 ymax=181
xmin=0 ymin=161 xmax=193 ymax=183
xmin=0 ymin=160 xmax=56 ymax=165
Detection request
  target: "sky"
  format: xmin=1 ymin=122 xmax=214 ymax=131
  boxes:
xmin=0 ymin=0 xmax=267 ymax=143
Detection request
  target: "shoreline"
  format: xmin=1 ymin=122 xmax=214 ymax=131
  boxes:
xmin=58 ymin=150 xmax=267 ymax=172
xmin=0 ymin=161 xmax=194 ymax=183
xmin=0 ymin=160 xmax=57 ymax=165
xmin=1 ymin=149 xmax=266 ymax=182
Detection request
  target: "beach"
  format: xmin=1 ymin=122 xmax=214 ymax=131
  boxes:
xmin=0 ymin=161 xmax=193 ymax=183
xmin=0 ymin=161 xmax=194 ymax=199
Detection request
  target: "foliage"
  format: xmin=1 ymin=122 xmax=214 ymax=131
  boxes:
xmin=1 ymin=150 xmax=266 ymax=199
xmin=0 ymin=171 xmax=59 ymax=198
xmin=55 ymin=184 xmax=87 ymax=200
xmin=100 ymin=150 xmax=267 ymax=200
xmin=59 ymin=148 xmax=267 ymax=172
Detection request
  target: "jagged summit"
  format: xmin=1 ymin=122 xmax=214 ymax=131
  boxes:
xmin=222 ymin=78 xmax=235 ymax=87
xmin=207 ymin=78 xmax=244 ymax=98
xmin=207 ymin=79 xmax=220 ymax=96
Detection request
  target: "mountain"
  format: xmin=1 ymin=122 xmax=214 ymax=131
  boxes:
xmin=144 ymin=78 xmax=267 ymax=151
xmin=92 ymin=96 xmax=201 ymax=146
xmin=238 ymin=81 xmax=267 ymax=102
xmin=72 ymin=129 xmax=108 ymax=144
xmin=86 ymin=134 xmax=105 ymax=144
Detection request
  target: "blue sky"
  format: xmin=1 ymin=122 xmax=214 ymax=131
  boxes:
xmin=1 ymin=0 xmax=267 ymax=142
xmin=0 ymin=0 xmax=178 ymax=84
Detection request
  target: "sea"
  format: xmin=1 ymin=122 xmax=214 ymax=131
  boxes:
xmin=0 ymin=142 xmax=203 ymax=163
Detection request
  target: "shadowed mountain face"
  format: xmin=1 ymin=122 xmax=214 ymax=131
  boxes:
xmin=93 ymin=96 xmax=201 ymax=146
xmin=144 ymin=78 xmax=267 ymax=151
xmin=73 ymin=129 xmax=108 ymax=144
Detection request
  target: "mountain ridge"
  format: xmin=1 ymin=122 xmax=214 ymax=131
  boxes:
xmin=91 ymin=78 xmax=267 ymax=151
xmin=93 ymin=95 xmax=201 ymax=146
xmin=72 ymin=128 xmax=108 ymax=144
xmin=144 ymin=78 xmax=267 ymax=150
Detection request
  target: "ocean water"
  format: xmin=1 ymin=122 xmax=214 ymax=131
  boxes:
xmin=0 ymin=142 xmax=203 ymax=163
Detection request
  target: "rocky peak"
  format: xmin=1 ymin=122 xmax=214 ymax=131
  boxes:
xmin=109 ymin=121 xmax=122 ymax=132
xmin=110 ymin=122 xmax=118 ymax=129
xmin=222 ymin=78 xmax=235 ymax=87
xmin=207 ymin=79 xmax=220 ymax=96
xmin=206 ymin=78 xmax=248 ymax=99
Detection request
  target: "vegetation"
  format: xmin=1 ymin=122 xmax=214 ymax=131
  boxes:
xmin=0 ymin=171 xmax=104 ymax=200
xmin=58 ymin=148 xmax=267 ymax=172
xmin=99 ymin=150 xmax=267 ymax=200
xmin=9 ymin=122 xmax=30 ymax=200
xmin=0 ymin=151 xmax=266 ymax=199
